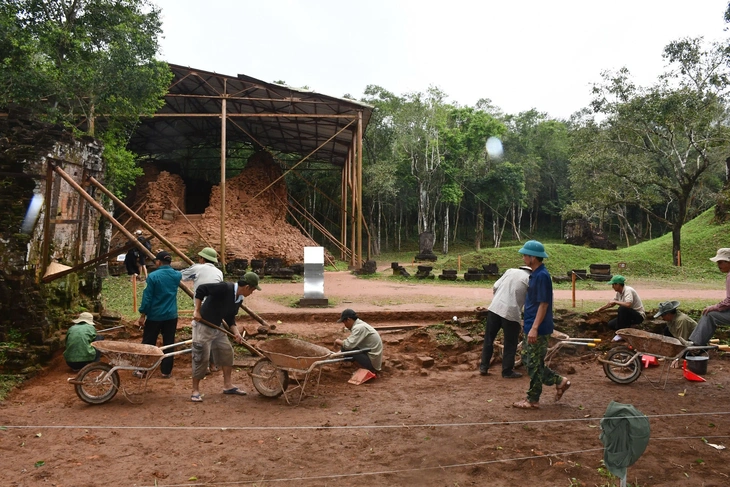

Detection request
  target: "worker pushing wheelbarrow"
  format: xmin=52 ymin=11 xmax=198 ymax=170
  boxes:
xmin=68 ymin=339 xmax=193 ymax=405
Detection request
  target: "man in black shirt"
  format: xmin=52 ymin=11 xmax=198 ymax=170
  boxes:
xmin=190 ymin=272 xmax=261 ymax=402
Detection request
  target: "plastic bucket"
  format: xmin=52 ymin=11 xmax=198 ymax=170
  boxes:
xmin=685 ymin=355 xmax=709 ymax=375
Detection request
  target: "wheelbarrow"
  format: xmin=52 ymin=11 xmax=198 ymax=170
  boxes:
xmin=599 ymin=329 xmax=717 ymax=388
xmin=250 ymin=338 xmax=370 ymax=405
xmin=68 ymin=339 xmax=193 ymax=404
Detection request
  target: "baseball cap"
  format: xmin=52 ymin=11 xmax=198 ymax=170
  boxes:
xmin=155 ymin=251 xmax=172 ymax=262
xmin=337 ymin=308 xmax=358 ymax=322
xmin=240 ymin=272 xmax=262 ymax=290
xmin=608 ymin=275 xmax=625 ymax=285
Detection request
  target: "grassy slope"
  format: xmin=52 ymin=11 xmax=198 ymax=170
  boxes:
xmin=383 ymin=208 xmax=729 ymax=282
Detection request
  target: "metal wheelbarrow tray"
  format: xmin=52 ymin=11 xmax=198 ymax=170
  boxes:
xmin=250 ymin=338 xmax=369 ymax=405
xmin=598 ymin=328 xmax=717 ymax=388
xmin=68 ymin=339 xmax=193 ymax=405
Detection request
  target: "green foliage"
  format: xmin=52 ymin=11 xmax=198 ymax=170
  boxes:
xmin=572 ymin=38 xmax=730 ymax=261
xmin=1 ymin=0 xmax=172 ymax=196
xmin=0 ymin=374 xmax=24 ymax=401
xmin=101 ymin=129 xmax=143 ymax=197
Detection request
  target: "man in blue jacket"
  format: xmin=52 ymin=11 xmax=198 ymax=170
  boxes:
xmin=512 ymin=240 xmax=571 ymax=409
xmin=137 ymin=251 xmax=182 ymax=378
xmin=190 ymin=272 xmax=261 ymax=402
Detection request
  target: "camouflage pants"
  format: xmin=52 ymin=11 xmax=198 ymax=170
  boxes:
xmin=522 ymin=335 xmax=562 ymax=403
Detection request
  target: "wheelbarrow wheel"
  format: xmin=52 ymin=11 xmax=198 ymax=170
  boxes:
xmin=603 ymin=346 xmax=641 ymax=384
xmin=251 ymin=358 xmax=289 ymax=398
xmin=74 ymin=362 xmax=120 ymax=404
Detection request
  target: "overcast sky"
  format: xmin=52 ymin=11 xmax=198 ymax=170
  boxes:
xmin=153 ymin=0 xmax=729 ymax=119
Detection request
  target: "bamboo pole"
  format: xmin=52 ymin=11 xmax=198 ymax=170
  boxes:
xmin=286 ymin=207 xmax=337 ymax=269
xmin=350 ymin=133 xmax=356 ymax=268
xmin=58 ymin=165 xmax=266 ymax=329
xmin=166 ymin=195 xmax=213 ymax=248
xmin=110 ymin=197 xmax=148 ymax=242
xmin=341 ymin=151 xmax=347 ymax=261
xmin=86 ymin=177 xmax=194 ymax=267
xmin=357 ymin=111 xmax=363 ymax=268
xmin=53 ymin=165 xmax=194 ymax=302
xmin=41 ymin=161 xmax=54 ymax=277
xmin=220 ymin=86 xmax=227 ymax=266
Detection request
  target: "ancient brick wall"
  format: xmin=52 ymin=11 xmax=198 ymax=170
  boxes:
xmin=0 ymin=109 xmax=106 ymax=371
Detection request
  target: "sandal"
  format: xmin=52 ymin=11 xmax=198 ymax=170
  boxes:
xmin=133 ymin=370 xmax=146 ymax=379
xmin=512 ymin=399 xmax=539 ymax=409
xmin=191 ymin=393 xmax=203 ymax=403
xmin=555 ymin=377 xmax=571 ymax=401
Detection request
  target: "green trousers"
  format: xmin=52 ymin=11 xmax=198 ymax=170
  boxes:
xmin=522 ymin=335 xmax=562 ymax=403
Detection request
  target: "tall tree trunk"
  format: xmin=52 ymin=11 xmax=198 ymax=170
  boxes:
xmin=474 ymin=203 xmax=483 ymax=251
xmin=672 ymin=195 xmax=688 ymax=266
xmin=442 ymin=206 xmax=449 ymax=255
xmin=452 ymin=199 xmax=461 ymax=243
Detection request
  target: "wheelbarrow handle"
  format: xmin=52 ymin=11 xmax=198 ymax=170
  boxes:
xmin=158 ymin=339 xmax=193 ymax=352
xmin=197 ymin=318 xmax=263 ymax=357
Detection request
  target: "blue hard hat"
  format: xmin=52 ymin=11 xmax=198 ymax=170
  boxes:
xmin=518 ymin=240 xmax=548 ymax=258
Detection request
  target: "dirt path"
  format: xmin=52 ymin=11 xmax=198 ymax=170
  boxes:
xmin=1 ymin=272 xmax=729 ymax=486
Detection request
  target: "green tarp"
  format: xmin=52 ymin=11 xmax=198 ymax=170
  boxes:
xmin=599 ymin=401 xmax=651 ymax=480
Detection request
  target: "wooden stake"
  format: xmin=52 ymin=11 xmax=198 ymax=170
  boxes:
xmin=132 ymin=275 xmax=137 ymax=312
xmin=572 ymin=271 xmax=576 ymax=308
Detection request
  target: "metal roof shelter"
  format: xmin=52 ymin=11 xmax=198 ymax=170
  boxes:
xmin=128 ymin=64 xmax=373 ymax=267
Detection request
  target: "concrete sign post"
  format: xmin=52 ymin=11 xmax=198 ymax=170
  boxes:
xmin=299 ymin=246 xmax=329 ymax=307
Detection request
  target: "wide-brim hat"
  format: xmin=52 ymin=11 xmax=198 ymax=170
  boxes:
xmin=198 ymin=247 xmax=218 ymax=263
xmin=518 ymin=240 xmax=548 ymax=258
xmin=654 ymin=301 xmax=680 ymax=318
xmin=710 ymin=248 xmax=730 ymax=262
xmin=72 ymin=312 xmax=94 ymax=324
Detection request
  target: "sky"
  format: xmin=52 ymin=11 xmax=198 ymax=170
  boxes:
xmin=152 ymin=0 xmax=730 ymax=120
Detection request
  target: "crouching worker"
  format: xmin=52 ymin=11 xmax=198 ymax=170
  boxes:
xmin=64 ymin=312 xmax=102 ymax=371
xmin=654 ymin=301 xmax=697 ymax=342
xmin=334 ymin=309 xmax=383 ymax=374
xmin=190 ymin=272 xmax=261 ymax=402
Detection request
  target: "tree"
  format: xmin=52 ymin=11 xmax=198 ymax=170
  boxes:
xmin=573 ymin=38 xmax=730 ymax=263
xmin=0 ymin=0 xmax=172 ymax=195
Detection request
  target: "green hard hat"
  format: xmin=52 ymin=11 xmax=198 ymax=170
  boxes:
xmin=518 ymin=240 xmax=548 ymax=258
xmin=198 ymin=247 xmax=218 ymax=263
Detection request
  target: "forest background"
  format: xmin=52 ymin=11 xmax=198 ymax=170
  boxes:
xmin=4 ymin=1 xmax=730 ymax=266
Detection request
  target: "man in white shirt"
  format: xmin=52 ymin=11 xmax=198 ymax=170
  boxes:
xmin=480 ymin=266 xmax=532 ymax=378
xmin=596 ymin=275 xmax=645 ymax=331
xmin=181 ymin=247 xmax=224 ymax=372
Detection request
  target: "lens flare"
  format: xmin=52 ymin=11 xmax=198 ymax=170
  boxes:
xmin=21 ymin=193 xmax=44 ymax=234
xmin=486 ymin=136 xmax=504 ymax=159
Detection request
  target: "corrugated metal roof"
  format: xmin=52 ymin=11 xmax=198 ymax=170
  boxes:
xmin=128 ymin=64 xmax=372 ymax=166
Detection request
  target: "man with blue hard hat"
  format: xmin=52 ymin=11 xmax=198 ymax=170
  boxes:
xmin=512 ymin=240 xmax=571 ymax=409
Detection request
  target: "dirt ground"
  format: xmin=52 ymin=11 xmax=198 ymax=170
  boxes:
xmin=1 ymin=271 xmax=729 ymax=487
